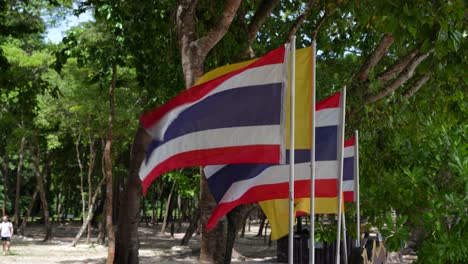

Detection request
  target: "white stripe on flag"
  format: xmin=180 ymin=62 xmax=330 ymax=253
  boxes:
xmin=316 ymin=108 xmax=341 ymax=127
xmin=343 ymin=180 xmax=354 ymax=191
xmin=140 ymin=125 xmax=282 ymax=181
xmin=344 ymin=145 xmax=355 ymax=158
xmin=217 ymin=160 xmax=339 ymax=204
xmin=204 ymin=165 xmax=226 ymax=179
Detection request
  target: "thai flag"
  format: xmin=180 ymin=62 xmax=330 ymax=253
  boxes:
xmin=139 ymin=46 xmax=289 ymax=194
xmin=204 ymin=91 xmax=343 ymax=230
xmin=343 ymin=136 xmax=356 ymax=202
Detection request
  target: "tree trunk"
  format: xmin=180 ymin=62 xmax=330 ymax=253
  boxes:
xmin=224 ymin=212 xmax=238 ymax=264
xmin=14 ymin=137 xmax=26 ymax=225
xmin=87 ymin=137 xmax=96 ymax=243
xmin=32 ymin=135 xmax=51 ymax=241
xmin=114 ymin=125 xmax=151 ymax=264
xmin=153 ymin=181 xmax=166 ymax=225
xmin=176 ymin=1 xmax=242 ymax=261
xmin=161 ymin=181 xmax=176 ymax=234
xmin=105 ymin=63 xmax=117 ymax=264
xmin=180 ymin=207 xmax=200 ymax=246
xmin=19 ymin=188 xmax=38 ymax=236
xmin=1 ymin=153 xmax=8 ymax=216
xmin=200 ymin=176 xmax=227 ymax=264
xmin=72 ymin=177 xmax=105 ymax=247
xmin=257 ymin=212 xmax=266 ymax=236
xmin=224 ymin=205 xmax=254 ymax=264
xmin=75 ymin=134 xmax=86 ymax=226
xmin=55 ymin=192 xmax=62 ymax=223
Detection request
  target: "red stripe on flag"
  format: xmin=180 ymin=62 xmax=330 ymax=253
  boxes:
xmin=141 ymin=145 xmax=281 ymax=194
xmin=140 ymin=46 xmax=286 ymax=129
xmin=205 ymin=179 xmax=338 ymax=230
xmin=316 ymin=91 xmax=341 ymax=111
xmin=344 ymin=191 xmax=354 ymax=202
xmin=344 ymin=136 xmax=355 ymax=147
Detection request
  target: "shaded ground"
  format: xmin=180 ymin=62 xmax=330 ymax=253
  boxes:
xmin=0 ymin=222 xmax=276 ymax=264
xmin=0 ymin=222 xmax=414 ymax=263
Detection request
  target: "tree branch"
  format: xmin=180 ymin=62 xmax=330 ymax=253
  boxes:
xmin=176 ymin=0 xmax=198 ymax=48
xmin=366 ymin=50 xmax=432 ymax=103
xmin=176 ymin=0 xmax=199 ymax=88
xmin=286 ymin=0 xmax=317 ymax=42
xmin=196 ymin=0 xmax=242 ymax=58
xmin=377 ymin=48 xmax=419 ymax=82
xmin=248 ymin=0 xmax=280 ymax=43
xmin=356 ymin=33 xmax=394 ymax=82
xmin=310 ymin=8 xmax=332 ymax=39
xmin=242 ymin=0 xmax=280 ymax=58
xmin=403 ymin=74 xmax=430 ymax=98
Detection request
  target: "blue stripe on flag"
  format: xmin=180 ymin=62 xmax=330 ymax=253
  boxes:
xmin=343 ymin=156 xmax=354 ymax=181
xmin=162 ymin=83 xmax=283 ymax=142
xmin=315 ymin=126 xmax=338 ymax=161
xmin=208 ymin=164 xmax=273 ymax=203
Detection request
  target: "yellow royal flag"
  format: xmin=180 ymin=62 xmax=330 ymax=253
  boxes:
xmin=260 ymin=197 xmax=345 ymax=240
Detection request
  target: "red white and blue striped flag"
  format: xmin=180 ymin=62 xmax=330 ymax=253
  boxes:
xmin=343 ymin=136 xmax=356 ymax=202
xmin=204 ymin=91 xmax=344 ymax=230
xmin=139 ymin=46 xmax=289 ymax=193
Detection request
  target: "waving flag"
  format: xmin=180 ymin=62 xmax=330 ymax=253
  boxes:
xmin=139 ymin=46 xmax=289 ymax=193
xmin=343 ymin=136 xmax=356 ymax=202
xmin=204 ymin=91 xmax=343 ymax=230
xmin=260 ymin=136 xmax=356 ymax=240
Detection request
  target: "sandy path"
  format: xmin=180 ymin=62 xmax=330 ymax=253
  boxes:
xmin=0 ymin=223 xmax=276 ymax=264
xmin=0 ymin=223 xmax=413 ymax=263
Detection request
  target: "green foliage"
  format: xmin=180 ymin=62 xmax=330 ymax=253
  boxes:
xmin=380 ymin=212 xmax=410 ymax=252
xmin=315 ymin=219 xmax=337 ymax=243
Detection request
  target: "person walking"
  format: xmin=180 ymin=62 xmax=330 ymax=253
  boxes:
xmin=0 ymin=216 xmax=13 ymax=255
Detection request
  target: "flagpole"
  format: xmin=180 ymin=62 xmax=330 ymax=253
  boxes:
xmin=336 ymin=87 xmax=347 ymax=264
xmin=309 ymin=39 xmax=317 ymax=264
xmin=355 ymin=130 xmax=360 ymax=248
xmin=342 ymin=212 xmax=348 ymax=264
xmin=288 ymin=35 xmax=297 ymax=264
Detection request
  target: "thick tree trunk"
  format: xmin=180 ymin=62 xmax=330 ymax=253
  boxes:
xmin=14 ymin=137 xmax=26 ymax=225
xmin=72 ymin=177 xmax=105 ymax=247
xmin=114 ymin=125 xmax=151 ymax=264
xmin=176 ymin=1 xmax=242 ymax=262
xmin=19 ymin=188 xmax=38 ymax=236
xmin=105 ymin=63 xmax=117 ymax=264
xmin=161 ymin=181 xmax=176 ymax=234
xmin=200 ymin=176 xmax=227 ymax=264
xmin=32 ymin=136 xmax=51 ymax=241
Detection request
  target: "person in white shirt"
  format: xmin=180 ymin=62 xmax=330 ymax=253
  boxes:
xmin=0 ymin=216 xmax=13 ymax=255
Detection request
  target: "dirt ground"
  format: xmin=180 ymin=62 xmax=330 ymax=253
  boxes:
xmin=0 ymin=223 xmax=276 ymax=264
xmin=0 ymin=222 xmax=414 ymax=263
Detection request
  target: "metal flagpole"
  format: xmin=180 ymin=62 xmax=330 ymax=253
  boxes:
xmin=309 ymin=39 xmax=317 ymax=264
xmin=342 ymin=212 xmax=348 ymax=264
xmin=288 ymin=35 xmax=297 ymax=264
xmin=336 ymin=87 xmax=347 ymax=264
xmin=355 ymin=130 xmax=360 ymax=248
